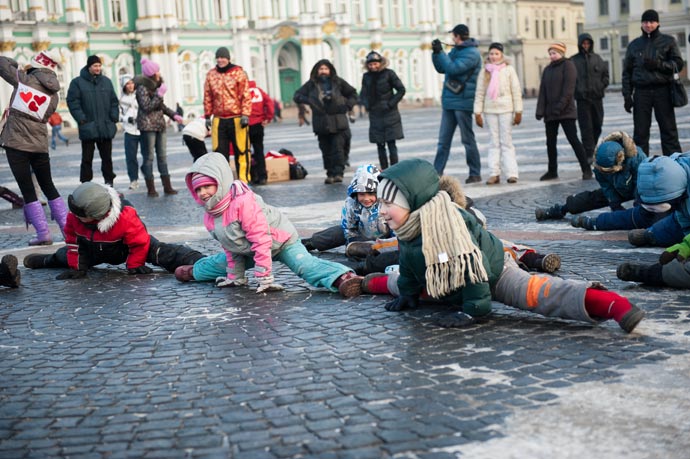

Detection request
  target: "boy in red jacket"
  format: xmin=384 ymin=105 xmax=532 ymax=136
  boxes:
xmin=248 ymin=81 xmax=274 ymax=185
xmin=23 ymin=182 xmax=204 ymax=278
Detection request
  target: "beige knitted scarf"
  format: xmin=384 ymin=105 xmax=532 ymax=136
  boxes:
xmin=395 ymin=191 xmax=488 ymax=298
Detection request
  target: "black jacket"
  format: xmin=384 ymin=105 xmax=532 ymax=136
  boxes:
xmin=360 ymin=59 xmax=405 ymax=143
xmin=622 ymin=27 xmax=684 ymax=97
xmin=536 ymin=58 xmax=578 ymax=122
xmin=293 ymin=59 xmax=357 ymax=135
xmin=571 ymin=33 xmax=609 ymax=101
xmin=66 ymin=67 xmax=119 ymax=141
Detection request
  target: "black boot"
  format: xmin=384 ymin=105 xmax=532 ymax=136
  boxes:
xmin=23 ymin=253 xmax=61 ymax=269
xmin=301 ymin=238 xmax=316 ymax=252
xmin=0 ymin=255 xmax=21 ymax=288
xmin=535 ymin=204 xmax=566 ymax=221
xmin=617 ymin=262 xmax=665 ymax=286
xmin=628 ymin=229 xmax=656 ymax=247
xmin=520 ymin=252 xmax=561 ymax=273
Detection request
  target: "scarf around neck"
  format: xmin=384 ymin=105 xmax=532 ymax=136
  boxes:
xmin=203 ymin=180 xmax=248 ymax=231
xmin=395 ymin=191 xmax=488 ymax=298
xmin=485 ymin=62 xmax=506 ymax=100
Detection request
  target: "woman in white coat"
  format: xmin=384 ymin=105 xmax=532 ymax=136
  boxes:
xmin=473 ymin=42 xmax=523 ymax=185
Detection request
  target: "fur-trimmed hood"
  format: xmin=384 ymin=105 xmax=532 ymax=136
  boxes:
xmin=438 ymin=175 xmax=467 ymax=209
xmin=594 ymin=131 xmax=643 ymax=173
xmin=68 ymin=183 xmax=122 ymax=233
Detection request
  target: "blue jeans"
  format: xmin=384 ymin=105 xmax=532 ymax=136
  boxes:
xmin=594 ymin=205 xmax=669 ymax=231
xmin=141 ymin=131 xmax=169 ymax=179
xmin=50 ymin=126 xmax=67 ymax=149
xmin=124 ymin=132 xmax=146 ymax=182
xmin=192 ymin=242 xmax=351 ymax=292
xmin=433 ymin=109 xmax=481 ymax=177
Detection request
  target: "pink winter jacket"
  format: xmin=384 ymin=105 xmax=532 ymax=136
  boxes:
xmin=186 ymin=153 xmax=298 ymax=280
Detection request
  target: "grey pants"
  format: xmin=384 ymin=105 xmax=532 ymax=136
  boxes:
xmin=662 ymin=259 xmax=690 ymax=289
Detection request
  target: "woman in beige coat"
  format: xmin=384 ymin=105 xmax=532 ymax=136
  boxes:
xmin=473 ymin=43 xmax=523 ymax=185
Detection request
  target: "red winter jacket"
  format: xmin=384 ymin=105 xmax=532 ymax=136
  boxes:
xmin=248 ymin=81 xmax=275 ymax=126
xmin=63 ymin=198 xmax=151 ymax=271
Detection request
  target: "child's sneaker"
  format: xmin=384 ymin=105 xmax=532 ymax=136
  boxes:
xmin=175 ymin=265 xmax=195 ymax=282
xmin=334 ymin=272 xmax=363 ymax=297
xmin=618 ymin=304 xmax=645 ymax=333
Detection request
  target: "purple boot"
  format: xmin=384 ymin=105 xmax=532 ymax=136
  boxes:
xmin=48 ymin=197 xmax=68 ymax=237
xmin=23 ymin=201 xmax=53 ymax=246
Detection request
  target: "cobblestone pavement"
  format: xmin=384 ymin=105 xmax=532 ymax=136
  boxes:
xmin=1 ymin=93 xmax=689 ymax=458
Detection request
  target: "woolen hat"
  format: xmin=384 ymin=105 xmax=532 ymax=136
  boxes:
xmin=449 ymin=24 xmax=470 ymax=39
xmin=31 ymin=50 xmax=60 ymax=71
xmin=215 ymin=47 xmax=231 ymax=59
xmin=377 ymin=178 xmax=410 ymax=210
xmin=641 ymin=9 xmax=659 ymax=22
xmin=489 ymin=42 xmax=504 ymax=53
xmin=140 ymin=58 xmax=160 ymax=77
xmin=190 ymin=173 xmax=217 ymax=191
xmin=86 ymin=55 xmax=101 ymax=68
xmin=68 ymin=182 xmax=112 ymax=220
xmin=548 ymin=42 xmax=567 ymax=56
xmin=366 ymin=51 xmax=383 ymax=64
xmin=637 ymin=156 xmax=687 ymax=204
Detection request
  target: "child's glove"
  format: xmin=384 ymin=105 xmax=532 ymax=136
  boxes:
xmin=128 ymin=266 xmax=153 ymax=275
xmin=384 ymin=294 xmax=418 ymax=312
xmin=240 ymin=115 xmax=249 ymax=128
xmin=256 ymin=275 xmax=284 ymax=294
xmin=659 ymin=243 xmax=690 ymax=264
xmin=156 ymin=83 xmax=167 ymax=97
xmin=215 ymin=276 xmax=248 ymax=288
xmin=56 ymin=270 xmax=87 ymax=280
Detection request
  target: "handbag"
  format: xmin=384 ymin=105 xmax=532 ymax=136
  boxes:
xmin=671 ymin=64 xmax=688 ymax=108
xmin=444 ymin=72 xmax=472 ymax=94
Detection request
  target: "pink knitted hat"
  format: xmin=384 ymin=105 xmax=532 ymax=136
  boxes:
xmin=140 ymin=58 xmax=160 ymax=77
xmin=190 ymin=173 xmax=217 ymax=190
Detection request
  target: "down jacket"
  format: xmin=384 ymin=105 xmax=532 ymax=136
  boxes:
xmin=473 ymin=60 xmax=523 ymax=115
xmin=0 ymin=57 xmax=60 ymax=153
xmin=593 ymin=132 xmax=647 ymax=209
xmin=186 ymin=152 xmax=298 ymax=281
xmin=536 ymin=58 xmax=578 ymax=122
xmin=64 ymin=186 xmax=151 ymax=271
xmin=293 ymin=59 xmax=357 ymax=136
xmin=66 ymin=66 xmax=119 ymax=141
xmin=571 ymin=33 xmax=609 ymax=101
xmin=133 ymin=75 xmax=177 ymax=132
xmin=360 ymin=56 xmax=405 ymax=143
xmin=432 ymin=39 xmax=482 ymax=112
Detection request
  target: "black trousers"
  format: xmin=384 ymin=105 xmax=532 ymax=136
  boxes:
xmin=632 ymin=86 xmax=682 ymax=156
xmin=317 ymin=132 xmax=345 ymax=177
xmin=80 ymin=139 xmax=115 ymax=184
xmin=576 ymin=98 xmax=604 ymax=161
xmin=214 ymin=117 xmax=250 ymax=182
xmin=183 ymin=135 xmax=207 ymax=161
xmin=5 ymin=147 xmax=60 ymax=203
xmin=544 ymin=119 xmax=590 ymax=174
xmin=564 ymin=188 xmax=613 ymax=214
xmin=249 ymin=124 xmax=267 ymax=182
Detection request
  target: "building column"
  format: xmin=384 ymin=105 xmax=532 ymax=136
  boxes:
xmin=298 ymin=12 xmax=323 ymax=81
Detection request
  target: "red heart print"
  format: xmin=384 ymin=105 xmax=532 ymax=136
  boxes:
xmin=20 ymin=91 xmax=33 ymax=103
xmin=33 ymin=95 xmax=47 ymax=106
xmin=28 ymin=101 xmax=39 ymax=112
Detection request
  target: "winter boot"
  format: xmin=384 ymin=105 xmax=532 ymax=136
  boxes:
xmin=535 ymin=204 xmax=566 ymax=221
xmin=345 ymin=241 xmax=375 ymax=259
xmin=361 ymin=273 xmax=390 ymax=294
xmin=23 ymin=253 xmax=61 ymax=269
xmin=0 ymin=255 xmax=21 ymax=288
xmin=616 ymin=262 xmax=665 ymax=286
xmin=23 ymin=201 xmax=53 ymax=246
xmin=519 ymin=252 xmax=561 ymax=273
xmin=0 ymin=186 xmax=24 ymax=209
xmin=628 ymin=229 xmax=656 ymax=247
xmin=618 ymin=304 xmax=646 ymax=334
xmin=48 ymin=197 xmax=68 ymax=236
xmin=161 ymin=175 xmax=178 ymax=195
xmin=570 ymin=215 xmax=595 ymax=230
xmin=301 ymin=238 xmax=316 ymax=252
xmin=145 ymin=178 xmax=159 ymax=197
xmin=175 ymin=265 xmax=195 ymax=282
xmin=333 ymin=272 xmax=363 ymax=297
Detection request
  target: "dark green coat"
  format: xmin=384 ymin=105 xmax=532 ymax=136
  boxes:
xmin=380 ymin=159 xmax=505 ymax=316
xmin=66 ymin=67 xmax=118 ymax=141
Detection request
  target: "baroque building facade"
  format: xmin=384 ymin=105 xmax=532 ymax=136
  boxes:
xmin=0 ymin=0 xmax=583 ymax=122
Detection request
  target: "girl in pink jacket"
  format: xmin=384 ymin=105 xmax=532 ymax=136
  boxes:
xmin=179 ymin=152 xmax=362 ymax=296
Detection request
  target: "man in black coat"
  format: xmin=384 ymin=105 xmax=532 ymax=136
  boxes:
xmin=571 ymin=33 xmax=609 ymax=164
xmin=622 ymin=9 xmax=683 ymax=156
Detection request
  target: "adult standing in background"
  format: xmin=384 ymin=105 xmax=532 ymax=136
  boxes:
xmin=293 ymin=59 xmax=358 ymax=184
xmin=431 ymin=24 xmax=483 ymax=183
xmin=66 ymin=55 xmax=119 ymax=186
xmin=119 ymin=75 xmax=144 ymax=190
xmin=0 ymin=50 xmax=68 ymax=245
xmin=622 ymin=9 xmax=683 ymax=156
xmin=134 ymin=58 xmax=183 ymax=196
xmin=535 ymin=42 xmax=591 ymax=181
xmin=203 ymin=46 xmax=252 ymax=183
xmin=359 ymin=50 xmax=406 ymax=170
xmin=247 ymin=80 xmax=274 ymax=185
xmin=571 ymin=33 xmax=609 ymax=164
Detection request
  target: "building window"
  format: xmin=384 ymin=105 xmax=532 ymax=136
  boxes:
xmin=561 ymin=17 xmax=566 ymax=32
xmin=324 ymin=0 xmax=334 ymax=15
xmin=550 ymin=20 xmax=554 ymax=38
xmin=599 ymin=0 xmax=608 ymax=16
xmin=110 ymin=0 xmax=124 ymax=24
xmin=525 ymin=17 xmax=529 ymax=32
xmin=352 ymin=0 xmax=363 ymax=23
xmin=46 ymin=0 xmax=62 ymax=15
xmin=85 ymin=0 xmax=102 ymax=23
xmin=477 ymin=18 xmax=481 ymax=36
xmin=620 ymin=0 xmax=629 ymax=15
xmin=675 ymin=32 xmax=686 ymax=47
xmin=670 ymin=0 xmax=681 ymax=3
xmin=543 ymin=20 xmax=547 ymax=38
xmin=620 ymin=35 xmax=629 ymax=48
xmin=392 ymin=0 xmax=402 ymax=26
xmin=600 ymin=37 xmax=609 ymax=51
xmin=535 ymin=20 xmax=539 ymax=38
xmin=378 ymin=0 xmax=386 ymax=26
xmin=407 ymin=2 xmax=415 ymax=26
xmin=180 ymin=62 xmax=196 ymax=99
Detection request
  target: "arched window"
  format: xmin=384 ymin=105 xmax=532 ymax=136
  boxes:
xmin=180 ymin=61 xmax=196 ymax=100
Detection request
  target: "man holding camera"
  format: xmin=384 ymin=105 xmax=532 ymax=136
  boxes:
xmin=293 ymin=59 xmax=358 ymax=184
xmin=431 ymin=24 xmax=483 ymax=183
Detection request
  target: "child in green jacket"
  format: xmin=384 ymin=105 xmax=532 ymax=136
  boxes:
xmin=617 ymin=233 xmax=690 ymax=288
xmin=371 ymin=158 xmax=644 ymax=333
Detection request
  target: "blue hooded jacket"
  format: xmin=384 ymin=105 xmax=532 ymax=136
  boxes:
xmin=637 ymin=153 xmax=690 ymax=233
xmin=432 ymin=39 xmax=482 ymax=112
xmin=593 ymin=138 xmax=647 ymax=209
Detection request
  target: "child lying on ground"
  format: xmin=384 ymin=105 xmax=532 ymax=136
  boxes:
xmin=175 ymin=152 xmax=363 ymax=297
xmin=617 ymin=232 xmax=690 ymax=288
xmin=363 ymin=158 xmax=644 ymax=333
xmin=23 ymin=182 xmax=204 ymax=278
